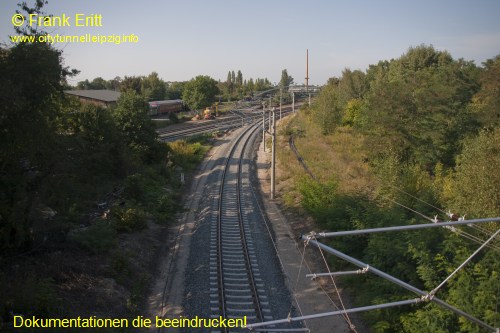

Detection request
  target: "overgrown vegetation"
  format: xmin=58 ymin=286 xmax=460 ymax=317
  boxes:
xmin=0 ymin=1 xmax=212 ymax=328
xmin=280 ymin=46 xmax=500 ymax=332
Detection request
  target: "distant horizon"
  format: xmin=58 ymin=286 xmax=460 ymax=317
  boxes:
xmin=2 ymin=0 xmax=499 ymax=85
xmin=63 ymin=43 xmax=498 ymax=88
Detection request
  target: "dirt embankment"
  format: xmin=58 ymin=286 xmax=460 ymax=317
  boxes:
xmin=0 ymin=219 xmax=170 ymax=330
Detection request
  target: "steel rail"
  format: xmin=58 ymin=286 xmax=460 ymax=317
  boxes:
xmin=216 ymin=122 xmax=265 ymax=331
xmin=157 ymin=109 xmax=293 ymax=142
xmin=237 ymin=124 xmax=265 ymax=324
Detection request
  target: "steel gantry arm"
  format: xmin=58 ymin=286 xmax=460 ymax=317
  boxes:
xmin=313 ymin=217 xmax=500 ymax=238
xmin=302 ymin=237 xmax=498 ymax=333
xmin=246 ymin=217 xmax=499 ymax=332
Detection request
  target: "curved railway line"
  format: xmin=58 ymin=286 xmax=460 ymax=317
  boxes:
xmin=163 ymin=107 xmax=307 ymax=333
xmin=211 ymin=123 xmax=269 ymax=331
xmin=207 ymin=121 xmax=306 ymax=332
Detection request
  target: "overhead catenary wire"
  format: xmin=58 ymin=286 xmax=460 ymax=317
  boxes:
xmin=430 ymin=228 xmax=500 ymax=297
xmin=295 ymin=237 xmax=359 ymax=330
xmin=380 ymin=194 xmax=435 ymax=222
xmin=381 ymin=181 xmax=446 ymax=214
xmin=312 ymin=235 xmax=358 ymax=332
xmin=302 ymin=237 xmax=498 ymax=333
xmin=378 ymin=180 xmax=496 ymax=239
xmin=378 ymin=195 xmax=500 ymax=252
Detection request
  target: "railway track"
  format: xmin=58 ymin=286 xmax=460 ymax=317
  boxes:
xmin=157 ymin=109 xmax=293 ymax=142
xmin=157 ymin=114 xmax=262 ymax=142
xmin=176 ymin=109 xmax=305 ymax=333
xmin=210 ymin=123 xmax=271 ymax=332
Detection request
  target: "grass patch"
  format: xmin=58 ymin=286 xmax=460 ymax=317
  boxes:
xmin=280 ymin=111 xmax=376 ymax=195
xmin=67 ymin=220 xmax=117 ymax=254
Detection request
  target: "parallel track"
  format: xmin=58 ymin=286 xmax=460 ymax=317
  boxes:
xmin=158 ymin=114 xmax=262 ymax=142
xmin=157 ymin=109 xmax=293 ymax=142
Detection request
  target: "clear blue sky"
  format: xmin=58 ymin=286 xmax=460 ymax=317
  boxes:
xmin=1 ymin=0 xmax=500 ymax=86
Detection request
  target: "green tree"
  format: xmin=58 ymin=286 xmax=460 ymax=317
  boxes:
xmin=279 ymin=69 xmax=294 ymax=91
xmin=231 ymin=71 xmax=236 ymax=85
xmin=166 ymin=81 xmax=185 ymax=100
xmin=182 ymin=75 xmax=220 ymax=110
xmin=225 ymin=71 xmax=234 ymax=98
xmin=364 ymin=45 xmax=480 ymax=168
xmin=310 ymin=84 xmax=342 ymax=134
xmin=76 ymin=79 xmax=91 ymax=89
xmin=105 ymin=76 xmax=121 ymax=91
xmin=341 ymin=98 xmax=364 ymax=127
xmin=236 ymin=70 xmax=243 ymax=87
xmin=120 ymin=75 xmax=142 ymax=94
xmin=337 ymin=68 xmax=367 ymax=107
xmin=69 ymin=104 xmax=126 ymax=179
xmin=401 ymin=304 xmax=458 ymax=333
xmin=254 ymin=78 xmax=272 ymax=91
xmin=112 ymin=91 xmax=164 ymax=163
xmin=447 ymin=128 xmax=500 ymax=219
xmin=236 ymin=70 xmax=244 ymax=98
xmin=142 ymin=71 xmax=166 ymax=101
xmin=469 ymin=55 xmax=500 ymax=128
xmin=89 ymin=77 xmax=107 ymax=89
xmin=14 ymin=0 xmax=48 ymax=36
xmin=447 ymin=250 xmax=500 ymax=333
xmin=247 ymin=78 xmax=255 ymax=93
xmin=1 ymin=0 xmax=78 ymax=253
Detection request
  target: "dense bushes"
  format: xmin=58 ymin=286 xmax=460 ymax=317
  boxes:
xmin=288 ymin=46 xmax=500 ymax=332
xmin=0 ymin=35 xmax=205 ymax=256
xmin=68 ymin=220 xmax=117 ymax=254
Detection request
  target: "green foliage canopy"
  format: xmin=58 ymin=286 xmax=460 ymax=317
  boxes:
xmin=182 ymin=75 xmax=220 ymax=110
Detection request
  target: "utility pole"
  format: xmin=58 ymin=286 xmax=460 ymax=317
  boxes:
xmin=262 ymin=102 xmax=266 ymax=152
xmin=262 ymin=105 xmax=276 ymax=199
xmin=292 ymin=91 xmax=295 ymax=113
xmin=271 ymin=107 xmax=276 ymax=199
xmin=306 ymin=49 xmax=311 ymax=107
xmin=279 ymin=88 xmax=282 ymax=120
xmin=268 ymin=94 xmax=272 ymax=128
xmin=268 ymin=99 xmax=272 ymax=133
